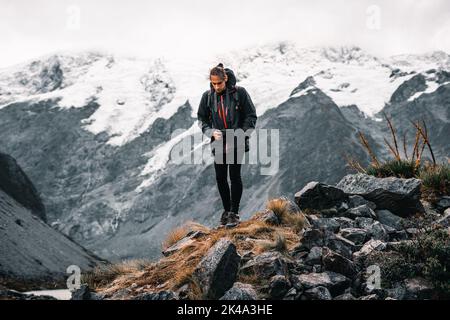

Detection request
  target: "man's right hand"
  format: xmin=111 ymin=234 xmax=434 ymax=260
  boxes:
xmin=212 ymin=129 xmax=223 ymax=141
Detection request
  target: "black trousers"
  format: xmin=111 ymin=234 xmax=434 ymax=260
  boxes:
xmin=213 ymin=147 xmax=244 ymax=213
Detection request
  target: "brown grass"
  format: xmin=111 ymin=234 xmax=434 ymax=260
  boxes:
xmin=265 ymin=197 xmax=307 ymax=232
xmin=94 ymin=208 xmax=304 ymax=299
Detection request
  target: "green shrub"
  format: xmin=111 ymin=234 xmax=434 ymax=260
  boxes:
xmin=419 ymin=164 xmax=450 ymax=200
xmin=365 ymin=159 xmax=418 ymax=178
xmin=367 ymin=228 xmax=450 ymax=298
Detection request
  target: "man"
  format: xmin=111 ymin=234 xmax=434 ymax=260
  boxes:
xmin=197 ymin=63 xmax=257 ymax=227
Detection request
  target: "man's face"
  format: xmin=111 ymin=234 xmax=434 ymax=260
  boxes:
xmin=210 ymin=74 xmax=227 ymax=93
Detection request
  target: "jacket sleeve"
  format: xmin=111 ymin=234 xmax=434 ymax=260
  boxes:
xmin=197 ymin=91 xmax=213 ymax=136
xmin=240 ymin=87 xmax=257 ymax=132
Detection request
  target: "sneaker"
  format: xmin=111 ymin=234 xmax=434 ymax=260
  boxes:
xmin=226 ymin=212 xmax=240 ymax=228
xmin=220 ymin=210 xmax=230 ymax=226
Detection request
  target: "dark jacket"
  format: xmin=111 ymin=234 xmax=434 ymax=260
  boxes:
xmin=197 ymin=74 xmax=257 ymax=154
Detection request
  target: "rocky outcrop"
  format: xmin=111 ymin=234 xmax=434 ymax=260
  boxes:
xmin=336 ymin=173 xmax=424 ymax=217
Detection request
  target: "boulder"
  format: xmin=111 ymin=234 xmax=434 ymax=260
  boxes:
xmin=295 ymin=271 xmax=350 ymax=296
xmin=339 ymin=228 xmax=367 ymax=245
xmin=193 ymin=239 xmax=241 ymax=299
xmin=345 ymin=205 xmax=377 ymax=219
xmin=310 ymin=217 xmax=341 ymax=233
xmin=305 ymin=246 xmax=323 ymax=265
xmin=71 ymin=284 xmax=93 ymax=300
xmin=298 ymin=228 xmax=326 ymax=250
xmin=302 ymin=286 xmax=332 ymax=300
xmin=295 ymin=182 xmax=347 ymax=211
xmin=333 ymin=292 xmax=356 ymax=300
xmin=269 ymin=275 xmax=291 ymax=299
xmin=240 ymin=251 xmax=290 ymax=279
xmin=375 ymin=210 xmax=405 ymax=230
xmin=352 ymin=239 xmax=387 ymax=263
xmin=336 ymin=173 xmax=424 ymax=217
xmin=322 ymin=247 xmax=357 ymax=278
xmin=347 ymin=195 xmax=376 ymax=210
xmin=219 ymin=282 xmax=258 ymax=300
xmin=325 ymin=234 xmax=357 ymax=260
xmin=334 ymin=217 xmax=355 ymax=229
xmin=367 ymin=221 xmax=390 ymax=241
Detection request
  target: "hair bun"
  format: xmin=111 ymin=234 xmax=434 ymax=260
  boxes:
xmin=217 ymin=63 xmax=224 ymax=68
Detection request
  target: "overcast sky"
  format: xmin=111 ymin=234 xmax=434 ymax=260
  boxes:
xmin=1 ymin=0 xmax=449 ymax=68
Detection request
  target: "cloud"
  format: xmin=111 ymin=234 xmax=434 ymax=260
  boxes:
xmin=0 ymin=0 xmax=449 ymax=68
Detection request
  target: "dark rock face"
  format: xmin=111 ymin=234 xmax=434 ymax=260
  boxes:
xmin=336 ymin=174 xmax=424 ymax=217
xmin=0 ymin=152 xmax=46 ymax=221
xmin=193 ymin=239 xmax=241 ymax=299
xmin=295 ymin=181 xmax=347 ymax=211
xmin=0 ymin=164 xmax=104 ymax=289
xmin=390 ymin=74 xmax=427 ymax=103
xmin=219 ymin=282 xmax=258 ymax=300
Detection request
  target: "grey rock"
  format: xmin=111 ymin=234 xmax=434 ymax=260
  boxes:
xmin=219 ymin=283 xmax=258 ymax=300
xmin=339 ymin=228 xmax=367 ymax=245
xmin=240 ymin=251 xmax=290 ymax=279
xmin=435 ymin=208 xmax=450 ymax=228
xmin=347 ymin=195 xmax=376 ymax=210
xmin=436 ymin=196 xmax=450 ymax=212
xmin=334 ymin=217 xmax=355 ymax=229
xmin=258 ymin=209 xmax=280 ymax=225
xmin=333 ymin=292 xmax=356 ymax=300
xmin=336 ymin=173 xmax=424 ymax=217
xmin=71 ymin=284 xmax=92 ymax=300
xmin=305 ymin=246 xmax=323 ymax=266
xmin=269 ymin=275 xmax=291 ymax=299
xmin=310 ymin=217 xmax=340 ymax=233
xmin=162 ymin=230 xmax=206 ymax=257
xmin=355 ymin=217 xmax=375 ymax=229
xmin=193 ymin=239 xmax=241 ymax=299
xmin=359 ymin=294 xmax=379 ymax=300
xmin=322 ymin=247 xmax=357 ymax=278
xmin=134 ymin=290 xmax=178 ymax=300
xmin=295 ymin=182 xmax=347 ymax=211
xmin=352 ymin=239 xmax=387 ymax=263
xmin=303 ymin=286 xmax=332 ymax=300
xmin=375 ymin=210 xmax=405 ymax=230
xmin=298 ymin=228 xmax=325 ymax=250
xmin=325 ymin=234 xmax=357 ymax=260
xmin=296 ymin=271 xmax=350 ymax=296
xmin=367 ymin=221 xmax=390 ymax=241
xmin=346 ymin=205 xmax=377 ymax=219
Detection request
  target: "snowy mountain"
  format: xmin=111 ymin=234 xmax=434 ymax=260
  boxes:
xmin=0 ymin=42 xmax=449 ymax=261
